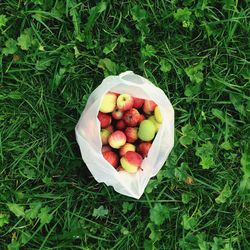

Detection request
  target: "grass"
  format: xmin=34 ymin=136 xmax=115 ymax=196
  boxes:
xmin=0 ymin=0 xmax=250 ymax=249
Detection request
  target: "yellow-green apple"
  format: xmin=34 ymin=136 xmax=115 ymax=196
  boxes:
xmin=138 ymin=114 xmax=145 ymax=123
xmin=101 ymin=145 xmax=112 ymax=153
xmin=123 ymin=108 xmax=140 ymax=126
xmin=119 ymin=143 xmax=136 ymax=157
xmin=112 ymin=108 xmax=123 ymax=120
xmin=133 ymin=97 xmax=144 ymax=109
xmin=154 ymin=106 xmax=163 ymax=123
xmin=124 ymin=127 xmax=138 ymax=143
xmin=138 ymin=142 xmax=152 ymax=158
xmin=148 ymin=115 xmax=161 ymax=131
xmin=98 ymin=112 xmax=112 ymax=128
xmin=143 ymin=100 xmax=157 ymax=114
xmin=120 ymin=151 xmax=143 ymax=173
xmin=138 ymin=120 xmax=156 ymax=141
xmin=108 ymin=130 xmax=126 ymax=149
xmin=100 ymin=128 xmax=111 ymax=145
xmin=100 ymin=92 xmax=117 ymax=113
xmin=117 ymin=94 xmax=134 ymax=111
xmin=116 ymin=120 xmax=126 ymax=130
xmin=102 ymin=151 xmax=118 ymax=168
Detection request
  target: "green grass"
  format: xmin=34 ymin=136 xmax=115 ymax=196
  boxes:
xmin=0 ymin=0 xmax=250 ymax=249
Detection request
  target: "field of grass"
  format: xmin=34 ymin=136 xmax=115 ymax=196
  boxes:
xmin=1 ymin=0 xmax=250 ymax=249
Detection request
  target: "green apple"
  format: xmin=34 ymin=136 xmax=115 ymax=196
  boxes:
xmin=154 ymin=106 xmax=163 ymax=123
xmin=99 ymin=92 xmax=117 ymax=113
xmin=148 ymin=116 xmax=161 ymax=132
xmin=138 ymin=120 xmax=156 ymax=141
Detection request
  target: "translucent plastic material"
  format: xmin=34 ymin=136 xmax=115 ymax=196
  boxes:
xmin=75 ymin=71 xmax=174 ymax=199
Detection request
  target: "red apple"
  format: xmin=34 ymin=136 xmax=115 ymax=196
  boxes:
xmin=108 ymin=130 xmax=126 ymax=149
xmin=112 ymin=108 xmax=123 ymax=120
xmin=106 ymin=125 xmax=114 ymax=133
xmin=98 ymin=112 xmax=112 ymax=128
xmin=120 ymin=151 xmax=143 ymax=173
xmin=137 ymin=142 xmax=152 ymax=158
xmin=138 ymin=114 xmax=145 ymax=123
xmin=117 ymin=166 xmax=124 ymax=171
xmin=119 ymin=143 xmax=136 ymax=157
xmin=100 ymin=129 xmax=110 ymax=145
xmin=117 ymin=94 xmax=134 ymax=111
xmin=124 ymin=127 xmax=138 ymax=143
xmin=101 ymin=145 xmax=112 ymax=153
xmin=143 ymin=100 xmax=157 ymax=114
xmin=133 ymin=97 xmax=144 ymax=109
xmin=116 ymin=120 xmax=126 ymax=130
xmin=103 ymin=151 xmax=118 ymax=168
xmin=123 ymin=108 xmax=140 ymax=126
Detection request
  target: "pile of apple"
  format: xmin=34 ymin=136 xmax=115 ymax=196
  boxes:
xmin=98 ymin=92 xmax=163 ymax=173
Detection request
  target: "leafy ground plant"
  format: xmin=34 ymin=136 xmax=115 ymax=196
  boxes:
xmin=0 ymin=0 xmax=250 ymax=249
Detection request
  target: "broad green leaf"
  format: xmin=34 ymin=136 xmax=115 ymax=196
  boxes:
xmin=181 ymin=214 xmax=197 ymax=230
xmin=7 ymin=203 xmax=25 ymax=217
xmin=179 ymin=124 xmax=196 ymax=146
xmin=60 ymin=52 xmax=74 ymax=66
xmin=185 ymin=63 xmax=204 ymax=84
xmin=98 ymin=58 xmax=117 ymax=76
xmin=141 ymin=44 xmax=156 ymax=58
xmin=103 ymin=42 xmax=118 ymax=55
xmin=215 ymin=182 xmax=232 ymax=204
xmin=0 ymin=15 xmax=8 ymax=28
xmin=182 ymin=193 xmax=193 ymax=204
xmin=131 ymin=5 xmax=148 ymax=22
xmin=21 ymin=231 xmax=32 ymax=245
xmin=212 ymin=108 xmax=225 ymax=122
xmin=196 ymin=142 xmax=215 ymax=169
xmin=7 ymin=240 xmax=20 ymax=250
xmin=160 ymin=59 xmax=172 ymax=73
xmin=0 ymin=213 xmax=9 ymax=227
xmin=220 ymin=141 xmax=232 ymax=150
xmin=2 ymin=39 xmax=18 ymax=56
xmin=148 ymin=222 xmax=161 ymax=242
xmin=122 ymin=202 xmax=134 ymax=214
xmin=25 ymin=202 xmax=42 ymax=219
xmin=17 ymin=28 xmax=33 ymax=50
xmin=92 ymin=205 xmax=109 ymax=218
xmin=38 ymin=206 xmax=53 ymax=225
xmin=36 ymin=58 xmax=52 ymax=71
xmin=175 ymin=162 xmax=189 ymax=181
xmin=229 ymin=93 xmax=246 ymax=117
xmin=150 ymin=204 xmax=170 ymax=226
xmin=174 ymin=8 xmax=192 ymax=22
xmin=239 ymin=152 xmax=250 ymax=193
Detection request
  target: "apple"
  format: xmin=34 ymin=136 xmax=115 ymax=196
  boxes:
xmin=108 ymin=130 xmax=126 ymax=149
xmin=100 ymin=128 xmax=111 ymax=145
xmin=100 ymin=92 xmax=117 ymax=113
xmin=154 ymin=106 xmax=163 ymax=123
xmin=119 ymin=143 xmax=136 ymax=157
xmin=117 ymin=166 xmax=124 ymax=171
xmin=103 ymin=151 xmax=118 ymax=168
xmin=120 ymin=151 xmax=143 ymax=173
xmin=106 ymin=124 xmax=114 ymax=133
xmin=117 ymin=94 xmax=134 ymax=111
xmin=124 ymin=127 xmax=138 ymax=143
xmin=138 ymin=120 xmax=156 ymax=141
xmin=133 ymin=97 xmax=144 ymax=109
xmin=143 ymin=100 xmax=157 ymax=114
xmin=101 ymin=145 xmax=112 ymax=153
xmin=138 ymin=142 xmax=152 ymax=158
xmin=138 ymin=114 xmax=145 ymax=123
xmin=123 ymin=108 xmax=140 ymax=126
xmin=97 ymin=112 xmax=111 ymax=128
xmin=112 ymin=108 xmax=123 ymax=120
xmin=148 ymin=115 xmax=161 ymax=131
xmin=116 ymin=120 xmax=126 ymax=130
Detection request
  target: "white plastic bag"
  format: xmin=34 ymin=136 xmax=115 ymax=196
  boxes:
xmin=75 ymin=71 xmax=174 ymax=199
